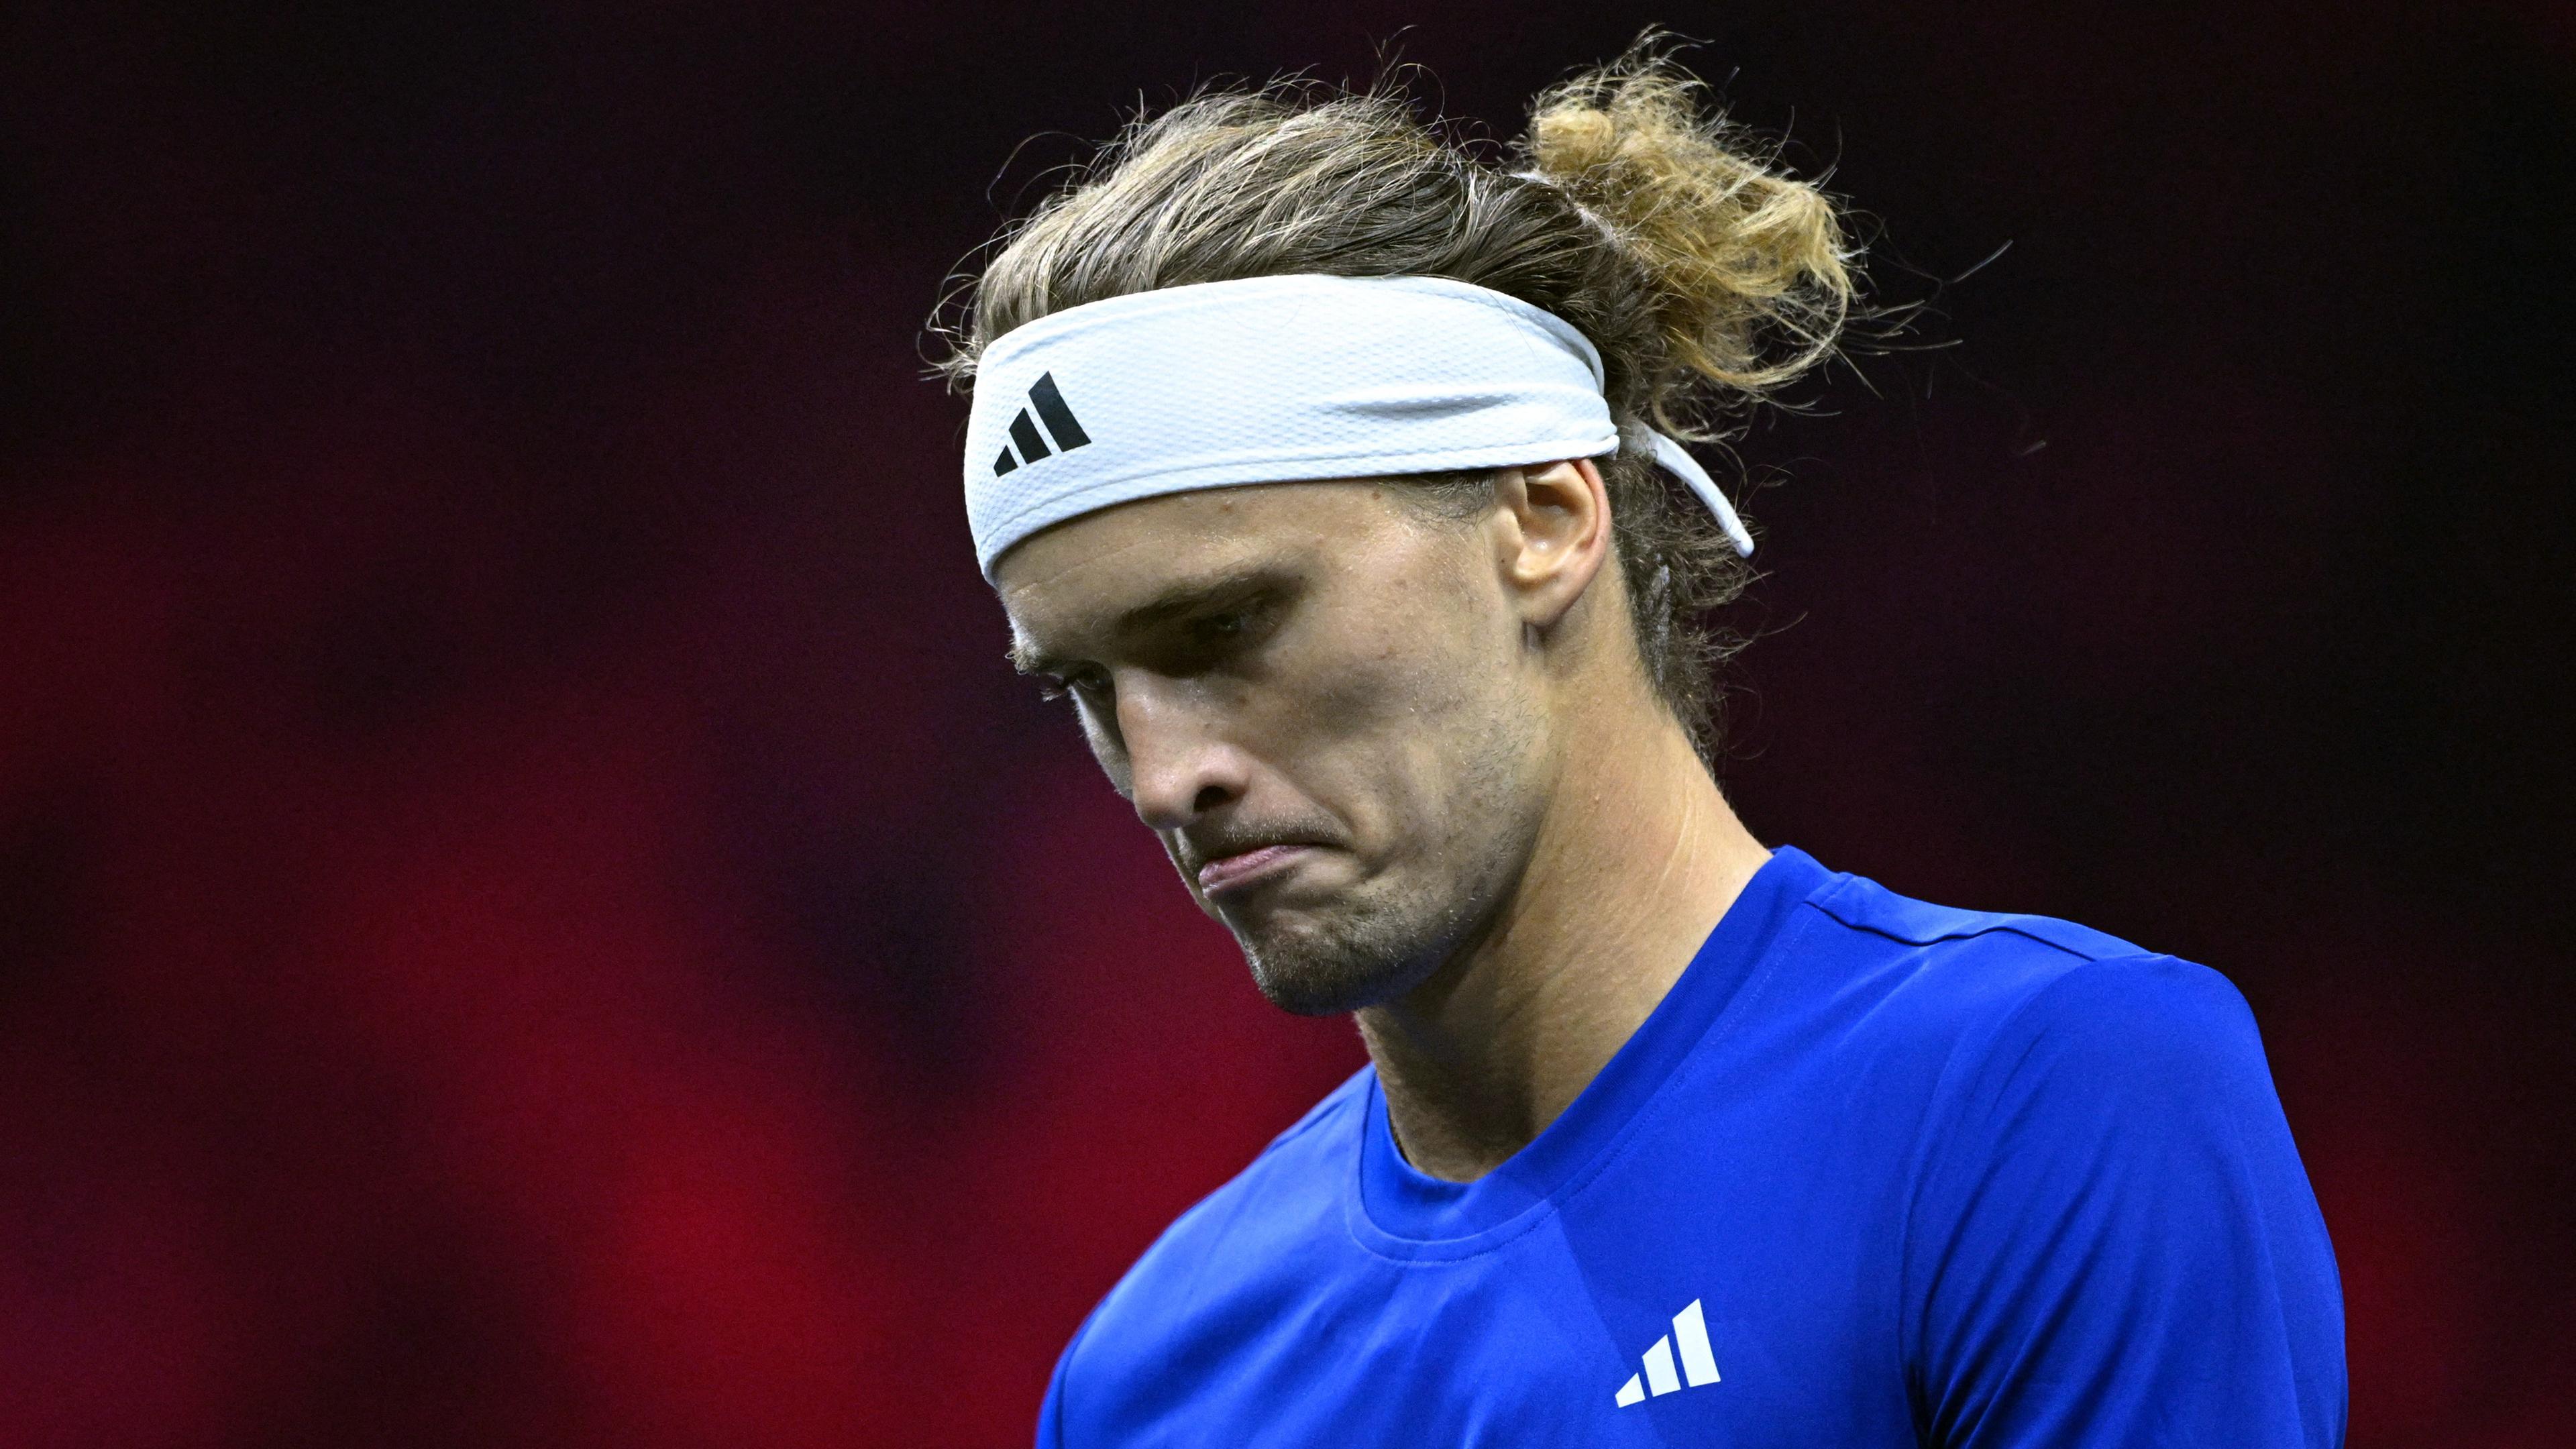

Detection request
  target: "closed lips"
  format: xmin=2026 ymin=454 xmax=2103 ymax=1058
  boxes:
xmin=1195 ymin=843 xmax=1316 ymax=894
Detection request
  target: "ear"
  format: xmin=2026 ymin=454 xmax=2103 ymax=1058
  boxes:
xmin=1489 ymin=458 xmax=1614 ymax=630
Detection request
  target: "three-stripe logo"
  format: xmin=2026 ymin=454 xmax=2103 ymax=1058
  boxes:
xmin=1613 ymin=1298 xmax=1721 ymax=1407
xmin=991 ymin=372 xmax=1091 ymax=476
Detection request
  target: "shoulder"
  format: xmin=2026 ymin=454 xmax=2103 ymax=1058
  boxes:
xmin=1801 ymin=861 xmax=2153 ymax=972
xmin=1790 ymin=865 xmax=2288 ymax=1185
xmin=1139 ymin=1062 xmax=1371 ymax=1264
xmin=1796 ymin=875 xmax=2344 ymax=1446
xmin=1046 ymin=1067 xmax=1373 ymax=1422
xmin=1764 ymin=858 xmax=2278 ymax=1145
xmin=1120 ymin=1065 xmax=1368 ymax=1287
xmin=1792 ymin=860 xmax=2253 ymax=1059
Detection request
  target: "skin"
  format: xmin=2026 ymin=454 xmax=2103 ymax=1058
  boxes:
xmin=996 ymin=460 xmax=1772 ymax=1183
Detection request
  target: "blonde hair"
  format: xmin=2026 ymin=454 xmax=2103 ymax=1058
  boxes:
xmin=935 ymin=38 xmax=1859 ymax=754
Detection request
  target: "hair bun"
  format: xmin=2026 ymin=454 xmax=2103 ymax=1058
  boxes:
xmin=1524 ymin=44 xmax=1856 ymax=434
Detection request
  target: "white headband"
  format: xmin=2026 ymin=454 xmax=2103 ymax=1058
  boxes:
xmin=961 ymin=273 xmax=1753 ymax=578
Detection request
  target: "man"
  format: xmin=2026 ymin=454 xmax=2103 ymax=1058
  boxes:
xmin=943 ymin=51 xmax=2345 ymax=1448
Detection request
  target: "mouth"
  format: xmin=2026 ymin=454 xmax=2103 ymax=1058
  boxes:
xmin=1194 ymin=843 xmax=1319 ymax=899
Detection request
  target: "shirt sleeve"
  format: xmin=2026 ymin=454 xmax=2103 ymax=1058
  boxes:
xmin=1904 ymin=955 xmax=2347 ymax=1448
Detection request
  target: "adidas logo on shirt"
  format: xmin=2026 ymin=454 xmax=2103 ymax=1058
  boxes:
xmin=991 ymin=372 xmax=1092 ymax=476
xmin=1613 ymin=1298 xmax=1722 ymax=1407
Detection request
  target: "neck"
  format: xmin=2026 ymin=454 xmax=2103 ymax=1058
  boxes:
xmin=1354 ymin=704 xmax=1768 ymax=1183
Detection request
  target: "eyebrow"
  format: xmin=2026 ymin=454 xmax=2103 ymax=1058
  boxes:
xmin=1010 ymin=564 xmax=1289 ymax=677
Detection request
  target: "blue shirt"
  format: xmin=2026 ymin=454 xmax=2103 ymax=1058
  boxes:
xmin=1038 ymin=847 xmax=2346 ymax=1446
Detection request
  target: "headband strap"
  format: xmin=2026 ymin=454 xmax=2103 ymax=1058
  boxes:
xmin=961 ymin=274 xmax=1753 ymax=578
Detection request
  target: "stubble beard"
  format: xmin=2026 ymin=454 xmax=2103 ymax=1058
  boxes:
xmin=1225 ymin=722 xmax=1542 ymax=1018
xmin=1232 ymin=880 xmax=1491 ymax=1016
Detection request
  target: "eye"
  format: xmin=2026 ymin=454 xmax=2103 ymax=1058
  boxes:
xmin=1036 ymin=667 xmax=1110 ymax=704
xmin=1193 ymin=600 xmax=1269 ymax=647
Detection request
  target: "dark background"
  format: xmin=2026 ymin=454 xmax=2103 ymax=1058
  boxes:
xmin=3 ymin=1 xmax=2569 ymax=1444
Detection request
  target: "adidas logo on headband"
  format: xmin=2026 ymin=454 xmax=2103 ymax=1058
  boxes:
xmin=990 ymin=372 xmax=1092 ymax=476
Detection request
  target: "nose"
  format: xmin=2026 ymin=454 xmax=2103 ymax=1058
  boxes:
xmin=1116 ymin=678 xmax=1250 ymax=833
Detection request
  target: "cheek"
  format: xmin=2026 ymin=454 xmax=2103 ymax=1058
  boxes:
xmin=1265 ymin=574 xmax=1523 ymax=825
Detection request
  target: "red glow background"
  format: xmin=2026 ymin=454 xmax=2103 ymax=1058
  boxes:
xmin=3 ymin=3 xmax=2569 ymax=1444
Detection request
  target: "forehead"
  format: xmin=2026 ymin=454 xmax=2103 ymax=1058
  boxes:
xmin=994 ymin=480 xmax=1416 ymax=641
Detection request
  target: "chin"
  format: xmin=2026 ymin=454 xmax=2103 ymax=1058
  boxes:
xmin=1232 ymin=902 xmax=1455 ymax=1018
xmin=1226 ymin=829 xmax=1526 ymax=1016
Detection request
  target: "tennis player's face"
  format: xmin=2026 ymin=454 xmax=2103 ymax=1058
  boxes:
xmin=997 ymin=480 xmax=1553 ymax=1015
